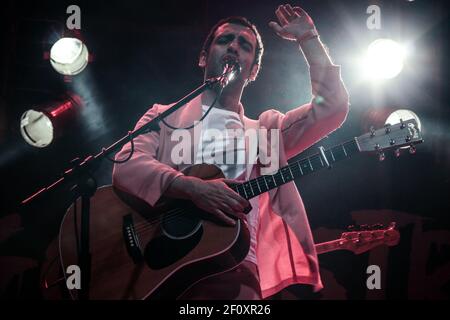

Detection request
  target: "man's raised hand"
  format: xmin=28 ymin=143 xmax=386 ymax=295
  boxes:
xmin=269 ymin=4 xmax=315 ymax=41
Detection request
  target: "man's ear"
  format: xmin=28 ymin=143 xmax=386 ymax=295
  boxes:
xmin=248 ymin=64 xmax=259 ymax=82
xmin=198 ymin=51 xmax=207 ymax=68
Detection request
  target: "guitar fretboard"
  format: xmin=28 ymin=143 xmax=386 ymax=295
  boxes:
xmin=315 ymin=240 xmax=345 ymax=255
xmin=231 ymin=138 xmax=360 ymax=200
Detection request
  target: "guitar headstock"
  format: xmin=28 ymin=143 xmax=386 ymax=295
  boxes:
xmin=338 ymin=222 xmax=400 ymax=255
xmin=356 ymin=119 xmax=423 ymax=160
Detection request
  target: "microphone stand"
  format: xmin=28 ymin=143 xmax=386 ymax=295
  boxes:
xmin=22 ymin=73 xmax=231 ymax=300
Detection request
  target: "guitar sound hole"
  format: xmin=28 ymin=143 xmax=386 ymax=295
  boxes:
xmin=144 ymin=225 xmax=203 ymax=270
xmin=161 ymin=207 xmax=202 ymax=239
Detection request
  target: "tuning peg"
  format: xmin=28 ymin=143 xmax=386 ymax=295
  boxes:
xmin=394 ymin=148 xmax=401 ymax=157
xmin=371 ymin=223 xmax=384 ymax=230
xmin=350 ymin=224 xmax=363 ymax=231
xmin=347 ymin=225 xmax=356 ymax=231
xmin=400 ymin=118 xmax=406 ymax=129
xmin=409 ymin=145 xmax=416 ymax=154
xmin=374 ymin=144 xmax=386 ymax=161
xmin=385 ymin=124 xmax=391 ymax=134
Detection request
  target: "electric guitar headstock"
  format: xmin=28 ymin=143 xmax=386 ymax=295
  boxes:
xmin=337 ymin=222 xmax=400 ymax=255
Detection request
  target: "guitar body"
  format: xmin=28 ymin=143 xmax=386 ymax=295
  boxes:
xmin=41 ymin=164 xmax=250 ymax=300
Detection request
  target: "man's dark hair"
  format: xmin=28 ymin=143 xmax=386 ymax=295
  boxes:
xmin=200 ymin=16 xmax=264 ymax=78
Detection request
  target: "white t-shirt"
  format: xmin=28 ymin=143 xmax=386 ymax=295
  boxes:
xmin=179 ymin=105 xmax=259 ymax=265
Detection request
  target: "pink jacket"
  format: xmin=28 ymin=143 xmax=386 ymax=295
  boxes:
xmin=113 ymin=64 xmax=349 ymax=299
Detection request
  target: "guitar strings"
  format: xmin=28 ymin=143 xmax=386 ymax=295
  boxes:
xmin=133 ymin=207 xmax=190 ymax=232
xmin=132 ymin=161 xmax=312 ymax=233
xmin=132 ymin=168 xmax=301 ymax=233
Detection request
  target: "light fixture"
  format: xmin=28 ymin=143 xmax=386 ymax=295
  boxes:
xmin=20 ymin=93 xmax=83 ymax=148
xmin=362 ymin=39 xmax=406 ymax=80
xmin=50 ymin=37 xmax=89 ymax=76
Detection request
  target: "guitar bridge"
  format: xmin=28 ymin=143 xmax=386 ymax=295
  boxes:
xmin=123 ymin=214 xmax=144 ymax=264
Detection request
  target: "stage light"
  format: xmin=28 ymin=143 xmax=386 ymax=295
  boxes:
xmin=50 ymin=37 xmax=89 ymax=76
xmin=20 ymin=94 xmax=83 ymax=148
xmin=362 ymin=39 xmax=406 ymax=80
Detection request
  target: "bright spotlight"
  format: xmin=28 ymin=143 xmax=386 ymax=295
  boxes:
xmin=20 ymin=94 xmax=83 ymax=148
xmin=385 ymin=109 xmax=422 ymax=131
xmin=362 ymin=39 xmax=406 ymax=80
xmin=50 ymin=37 xmax=89 ymax=76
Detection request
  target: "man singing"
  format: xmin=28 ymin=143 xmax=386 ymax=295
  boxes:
xmin=113 ymin=4 xmax=349 ymax=299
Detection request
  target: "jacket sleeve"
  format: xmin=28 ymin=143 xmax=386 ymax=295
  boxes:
xmin=112 ymin=104 xmax=184 ymax=206
xmin=260 ymin=65 xmax=350 ymax=160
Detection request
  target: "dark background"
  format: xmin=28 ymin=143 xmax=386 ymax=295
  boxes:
xmin=0 ymin=0 xmax=449 ymax=299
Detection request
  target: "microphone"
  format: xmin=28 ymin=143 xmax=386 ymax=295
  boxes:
xmin=220 ymin=56 xmax=241 ymax=87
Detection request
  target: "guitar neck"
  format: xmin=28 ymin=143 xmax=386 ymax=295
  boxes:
xmin=315 ymin=237 xmax=394 ymax=255
xmin=315 ymin=239 xmax=345 ymax=255
xmin=231 ymin=138 xmax=361 ymax=200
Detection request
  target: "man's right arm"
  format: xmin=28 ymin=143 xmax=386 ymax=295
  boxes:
xmin=113 ymin=104 xmax=184 ymax=207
